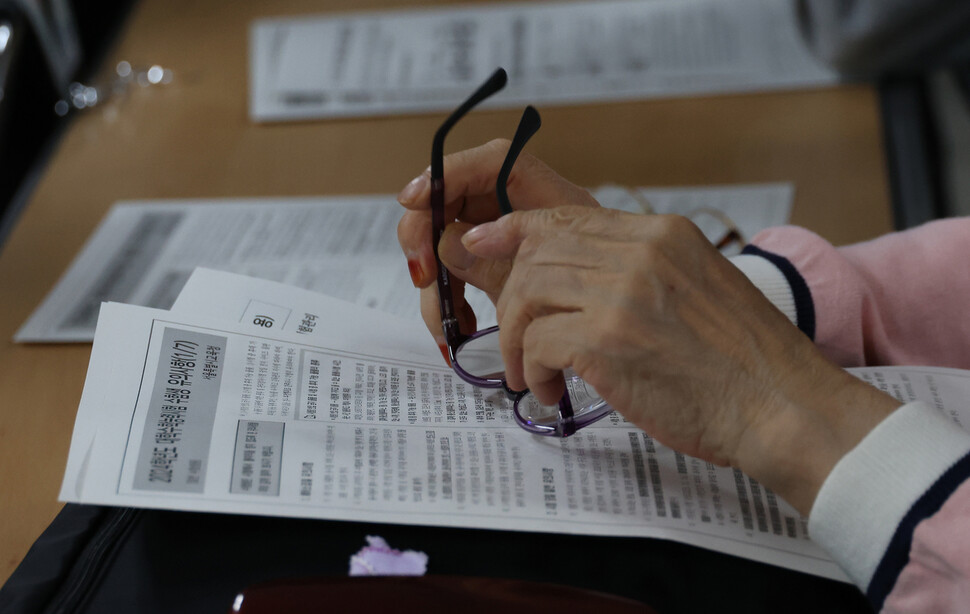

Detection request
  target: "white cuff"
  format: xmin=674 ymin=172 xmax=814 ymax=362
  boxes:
xmin=729 ymin=254 xmax=797 ymax=326
xmin=807 ymin=400 xmax=970 ymax=588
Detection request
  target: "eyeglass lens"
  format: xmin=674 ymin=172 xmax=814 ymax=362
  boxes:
xmin=453 ymin=329 xmax=613 ymax=432
xmin=515 ymin=370 xmax=608 ymax=426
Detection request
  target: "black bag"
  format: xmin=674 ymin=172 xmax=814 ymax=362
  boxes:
xmin=0 ymin=504 xmax=873 ymax=614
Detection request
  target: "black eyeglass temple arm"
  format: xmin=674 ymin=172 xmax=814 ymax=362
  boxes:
xmin=431 ymin=68 xmax=508 ymax=179
xmin=432 ymin=68 xmax=508 ymax=351
xmin=496 ymin=105 xmax=541 ymax=216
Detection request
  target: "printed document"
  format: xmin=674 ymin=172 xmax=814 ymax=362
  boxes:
xmin=250 ymin=0 xmax=837 ymax=121
xmin=17 ymin=184 xmax=791 ymax=343
xmin=59 ymin=269 xmax=970 ymax=582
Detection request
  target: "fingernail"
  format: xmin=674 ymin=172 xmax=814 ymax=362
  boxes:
xmin=407 ymin=258 xmax=425 ymax=287
xmin=397 ymin=173 xmax=428 ymax=205
xmin=461 ymin=221 xmax=497 ymax=248
xmin=438 ymin=343 xmax=452 ymax=367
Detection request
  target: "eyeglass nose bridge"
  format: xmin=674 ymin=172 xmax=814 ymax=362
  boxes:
xmin=449 ymin=329 xmax=578 ymax=437
xmin=511 ymin=392 xmax=578 ymax=437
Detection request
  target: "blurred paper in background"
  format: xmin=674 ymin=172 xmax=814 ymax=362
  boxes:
xmin=250 ymin=0 xmax=837 ymax=121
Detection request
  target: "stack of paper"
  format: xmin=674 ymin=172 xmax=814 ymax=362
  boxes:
xmin=41 ymin=182 xmax=968 ymax=581
xmin=16 ymin=184 xmax=794 ymax=343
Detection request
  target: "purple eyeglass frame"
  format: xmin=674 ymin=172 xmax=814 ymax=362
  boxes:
xmin=430 ymin=68 xmax=591 ymax=437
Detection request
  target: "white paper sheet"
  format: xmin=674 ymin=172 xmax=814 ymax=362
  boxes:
xmin=63 ymin=270 xmax=970 ymax=581
xmin=595 ymin=183 xmax=794 ymax=254
xmin=250 ymin=0 xmax=838 ymax=121
xmin=16 ymin=185 xmax=792 ymax=343
xmin=59 ymin=295 xmax=841 ymax=580
xmin=17 ymin=196 xmax=416 ymax=343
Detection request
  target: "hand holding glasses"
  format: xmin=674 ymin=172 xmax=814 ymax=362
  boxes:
xmin=430 ymin=68 xmax=613 ymax=437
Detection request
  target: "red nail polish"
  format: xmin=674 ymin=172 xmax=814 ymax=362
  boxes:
xmin=407 ymin=259 xmax=424 ymax=287
xmin=438 ymin=343 xmax=452 ymax=367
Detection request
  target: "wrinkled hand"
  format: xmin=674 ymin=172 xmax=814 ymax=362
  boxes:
xmin=396 ymin=139 xmax=599 ymax=352
xmin=461 ymin=206 xmax=898 ymax=515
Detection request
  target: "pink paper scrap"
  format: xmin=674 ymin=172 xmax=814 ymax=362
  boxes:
xmin=348 ymin=536 xmax=429 ymax=576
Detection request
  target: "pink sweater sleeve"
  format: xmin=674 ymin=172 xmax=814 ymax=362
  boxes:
xmin=733 ymin=218 xmax=970 ymax=613
xmin=749 ymin=218 xmax=970 ymax=369
xmin=882 ymin=479 xmax=970 ymax=612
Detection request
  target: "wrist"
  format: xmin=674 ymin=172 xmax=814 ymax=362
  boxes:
xmin=735 ymin=356 xmax=900 ymax=516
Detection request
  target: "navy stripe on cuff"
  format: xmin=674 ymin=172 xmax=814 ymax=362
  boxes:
xmin=867 ymin=450 xmax=970 ymax=611
xmin=740 ymin=244 xmax=816 ymax=340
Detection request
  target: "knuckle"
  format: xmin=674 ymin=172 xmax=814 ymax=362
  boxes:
xmin=495 ymin=293 xmax=508 ymax=324
xmin=500 ymin=325 xmax=524 ymax=354
xmin=519 ymin=267 xmax=546 ymax=302
xmin=561 ymin=206 xmax=618 ymax=234
xmin=478 ymin=259 xmax=511 ymax=296
xmin=597 ymin=306 xmax=633 ymax=348
xmin=656 ymin=213 xmax=701 ymax=240
xmin=571 ymin=353 xmax=614 ymax=399
xmin=396 ymin=212 xmax=421 ymax=246
xmin=652 ymin=213 xmax=681 ymax=233
xmin=516 ymin=233 xmax=544 ymax=259
xmin=577 ymin=186 xmax=602 ymax=208
xmin=495 ymin=277 xmax=527 ymax=327
xmin=484 ymin=138 xmax=513 ymax=155
xmin=630 ymin=240 xmax=662 ymax=267
xmin=553 ymin=207 xmax=582 ymax=228
xmin=530 ymin=205 xmax=588 ymax=235
xmin=503 ymin=156 xmax=540 ymax=207
xmin=520 ymin=324 xmax=541 ymax=351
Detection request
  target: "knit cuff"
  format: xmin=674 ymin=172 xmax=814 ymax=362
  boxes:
xmin=730 ymin=246 xmax=815 ymax=338
xmin=807 ymin=401 xmax=970 ymax=608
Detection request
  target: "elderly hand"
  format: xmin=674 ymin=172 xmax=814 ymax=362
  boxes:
xmin=460 ymin=206 xmax=899 ymax=515
xmin=396 ymin=139 xmax=599 ymax=356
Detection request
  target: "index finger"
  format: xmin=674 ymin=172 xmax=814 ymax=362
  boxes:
xmin=462 ymin=208 xmax=699 ymax=262
xmin=459 ymin=206 xmax=607 ymax=261
xmin=397 ymin=139 xmax=599 ymax=219
xmin=397 ymin=141 xmax=598 ymax=281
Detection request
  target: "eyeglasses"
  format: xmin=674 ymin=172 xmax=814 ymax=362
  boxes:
xmin=606 ymin=186 xmax=746 ymax=255
xmin=688 ymin=207 xmax=745 ymax=253
xmin=431 ymin=68 xmax=612 ymax=437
